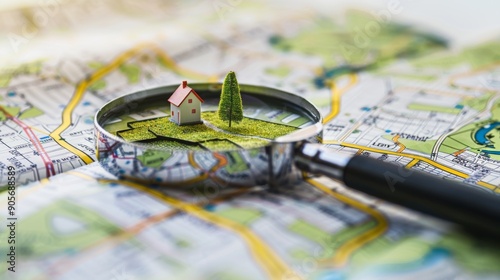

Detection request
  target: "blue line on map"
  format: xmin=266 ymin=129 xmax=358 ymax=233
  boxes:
xmin=481 ymin=150 xmax=500 ymax=155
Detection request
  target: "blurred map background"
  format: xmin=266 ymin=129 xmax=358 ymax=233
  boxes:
xmin=0 ymin=0 xmax=500 ymax=279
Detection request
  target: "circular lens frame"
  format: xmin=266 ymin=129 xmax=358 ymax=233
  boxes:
xmin=95 ymin=83 xmax=322 ymax=187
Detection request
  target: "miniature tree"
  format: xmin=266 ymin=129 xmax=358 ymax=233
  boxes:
xmin=218 ymin=71 xmax=243 ymax=127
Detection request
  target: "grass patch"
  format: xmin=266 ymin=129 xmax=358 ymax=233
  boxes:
xmin=149 ymin=119 xmax=268 ymax=150
xmin=265 ymin=65 xmax=291 ymax=78
xmin=19 ymin=107 xmax=44 ymax=119
xmin=118 ymin=127 xmax=157 ymax=142
xmin=202 ymin=111 xmax=297 ymax=138
xmin=113 ymin=111 xmax=297 ymax=151
xmin=201 ymin=139 xmax=240 ymax=150
xmin=460 ymin=92 xmax=494 ymax=112
xmin=119 ymin=63 xmax=141 ymax=84
xmin=104 ymin=116 xmax=137 ymax=133
xmin=88 ymin=79 xmax=106 ymax=91
xmin=216 ymin=208 xmax=262 ymax=225
xmin=143 ymin=140 xmax=204 ymax=151
xmin=0 ymin=106 xmax=20 ymax=121
xmin=408 ymin=102 xmax=461 ymax=114
xmin=88 ymin=61 xmax=105 ymax=69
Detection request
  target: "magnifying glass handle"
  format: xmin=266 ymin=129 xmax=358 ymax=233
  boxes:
xmin=295 ymin=143 xmax=500 ymax=238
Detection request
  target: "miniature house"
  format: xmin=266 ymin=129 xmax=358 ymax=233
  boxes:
xmin=168 ymin=81 xmax=204 ymax=125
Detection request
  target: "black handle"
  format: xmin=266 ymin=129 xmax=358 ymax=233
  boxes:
xmin=344 ymin=155 xmax=500 ymax=237
xmin=294 ymin=143 xmax=500 ymax=237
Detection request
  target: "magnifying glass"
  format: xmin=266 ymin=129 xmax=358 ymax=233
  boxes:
xmin=95 ymin=83 xmax=500 ymax=237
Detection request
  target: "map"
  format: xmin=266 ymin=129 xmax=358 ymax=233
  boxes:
xmin=1 ymin=0 xmax=500 ymax=279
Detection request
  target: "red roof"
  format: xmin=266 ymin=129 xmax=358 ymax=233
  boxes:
xmin=167 ymin=81 xmax=204 ymax=107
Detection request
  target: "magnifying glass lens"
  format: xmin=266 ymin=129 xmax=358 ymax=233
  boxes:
xmin=96 ymin=84 xmax=321 ymax=187
xmin=102 ymin=90 xmax=313 ymax=152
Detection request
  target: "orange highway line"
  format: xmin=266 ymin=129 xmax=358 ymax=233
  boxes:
xmin=392 ymin=134 xmax=406 ymax=153
xmin=453 ymin=148 xmax=466 ymax=157
xmin=211 ymin=152 xmax=228 ymax=172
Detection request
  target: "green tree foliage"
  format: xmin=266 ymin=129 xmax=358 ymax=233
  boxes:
xmin=218 ymin=71 xmax=243 ymax=127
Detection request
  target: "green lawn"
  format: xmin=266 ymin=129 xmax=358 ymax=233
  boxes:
xmin=115 ymin=111 xmax=297 ymax=151
xmin=202 ymin=111 xmax=297 ymax=139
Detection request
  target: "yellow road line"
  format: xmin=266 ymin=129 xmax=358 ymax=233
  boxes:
xmin=335 ymin=142 xmax=469 ymax=178
xmin=65 ymin=171 xmax=296 ymax=277
xmin=330 ymin=142 xmax=495 ymax=191
xmin=307 ymin=178 xmax=388 ymax=267
xmin=323 ymin=82 xmax=340 ymax=124
xmin=103 ymin=179 xmax=298 ymax=279
xmin=323 ymin=74 xmax=358 ymax=124
xmin=477 ymin=181 xmax=496 ymax=190
xmin=19 ymin=171 xmax=296 ymax=278
xmin=406 ymin=158 xmax=419 ymax=169
xmin=49 ymin=44 xmax=213 ymax=165
xmin=48 ymin=44 xmax=151 ymax=164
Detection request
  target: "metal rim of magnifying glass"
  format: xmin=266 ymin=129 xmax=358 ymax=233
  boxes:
xmin=94 ymin=83 xmax=324 ymax=187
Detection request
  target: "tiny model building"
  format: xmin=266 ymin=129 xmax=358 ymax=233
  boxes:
xmin=168 ymin=81 xmax=204 ymax=125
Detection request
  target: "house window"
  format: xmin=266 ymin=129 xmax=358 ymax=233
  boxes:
xmin=192 ymin=109 xmax=196 ymax=114
xmin=188 ymin=99 xmax=192 ymax=103
xmin=171 ymin=111 xmax=174 ymax=116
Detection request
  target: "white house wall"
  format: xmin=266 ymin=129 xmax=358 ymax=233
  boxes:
xmin=170 ymin=104 xmax=181 ymax=125
xmin=171 ymin=91 xmax=202 ymax=125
